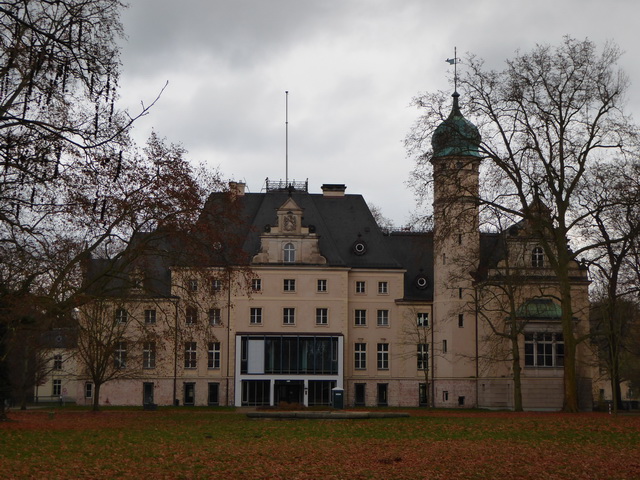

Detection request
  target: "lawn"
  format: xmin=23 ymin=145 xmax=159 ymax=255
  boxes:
xmin=1 ymin=408 xmax=639 ymax=479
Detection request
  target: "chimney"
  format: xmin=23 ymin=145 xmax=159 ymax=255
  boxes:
xmin=321 ymin=184 xmax=347 ymax=197
xmin=229 ymin=181 xmax=246 ymax=197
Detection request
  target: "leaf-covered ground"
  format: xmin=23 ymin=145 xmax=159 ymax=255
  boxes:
xmin=2 ymin=408 xmax=639 ymax=479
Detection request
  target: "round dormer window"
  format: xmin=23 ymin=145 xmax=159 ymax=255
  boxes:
xmin=415 ymin=274 xmax=429 ymax=290
xmin=352 ymin=240 xmax=367 ymax=256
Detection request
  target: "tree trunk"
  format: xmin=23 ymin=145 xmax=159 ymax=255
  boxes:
xmin=511 ymin=335 xmax=523 ymax=412
xmin=92 ymin=384 xmax=101 ymax=412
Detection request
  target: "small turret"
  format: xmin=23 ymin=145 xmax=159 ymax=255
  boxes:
xmin=431 ymin=92 xmax=481 ymax=158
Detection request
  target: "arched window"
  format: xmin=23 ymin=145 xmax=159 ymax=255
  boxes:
xmin=283 ymin=242 xmax=296 ymax=263
xmin=531 ymin=246 xmax=544 ymax=268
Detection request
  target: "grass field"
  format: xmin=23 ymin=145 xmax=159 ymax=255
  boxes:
xmin=1 ymin=407 xmax=640 ymax=479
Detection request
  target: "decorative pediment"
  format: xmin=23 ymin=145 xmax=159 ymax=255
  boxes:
xmin=252 ymin=198 xmax=326 ymax=265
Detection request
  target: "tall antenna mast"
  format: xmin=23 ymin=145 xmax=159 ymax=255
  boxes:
xmin=285 ymin=90 xmax=289 ymax=186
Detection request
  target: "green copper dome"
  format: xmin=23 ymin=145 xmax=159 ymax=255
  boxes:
xmin=431 ymin=92 xmax=481 ymax=158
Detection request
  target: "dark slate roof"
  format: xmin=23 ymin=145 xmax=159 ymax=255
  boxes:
xmin=385 ymin=232 xmax=433 ymax=302
xmin=208 ymin=191 xmax=404 ymax=269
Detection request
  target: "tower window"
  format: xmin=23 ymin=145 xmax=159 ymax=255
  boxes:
xmin=532 ymin=247 xmax=544 ymax=267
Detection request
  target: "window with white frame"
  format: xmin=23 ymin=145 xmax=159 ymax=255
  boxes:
xmin=53 ymin=354 xmax=62 ymax=370
xmin=532 ymin=246 xmax=545 ymax=268
xmin=316 ymin=308 xmax=328 ymax=325
xmin=283 ymin=308 xmax=295 ymax=325
xmin=377 ymin=310 xmax=389 ymax=326
xmin=211 ymin=278 xmax=222 ymax=292
xmin=114 ymin=308 xmax=128 ymax=324
xmin=417 ymin=312 xmax=429 ymax=327
xmin=417 ymin=343 xmax=429 ymax=370
xmin=188 ymin=278 xmax=198 ymax=292
xmin=283 ymin=279 xmax=296 ymax=292
xmin=355 ymin=281 xmax=366 ymax=294
xmin=208 ymin=342 xmax=221 ymax=369
xmin=378 ymin=281 xmax=388 ymax=294
xmin=114 ymin=341 xmax=127 ymax=369
xmin=52 ymin=379 xmax=61 ymax=396
xmin=355 ymin=343 xmax=367 ymax=369
xmin=144 ymin=309 xmax=156 ymax=324
xmin=525 ymin=332 xmax=564 ymax=367
xmin=250 ymin=307 xmax=262 ymax=325
xmin=317 ymin=279 xmax=327 ymax=293
xmin=85 ymin=382 xmax=93 ymax=399
xmin=377 ymin=343 xmax=389 ymax=370
xmin=186 ymin=307 xmax=198 ymax=325
xmin=355 ymin=309 xmax=367 ymax=326
xmin=208 ymin=308 xmax=221 ymax=326
xmin=143 ymin=342 xmax=156 ymax=369
xmin=184 ymin=342 xmax=197 ymax=369
xmin=252 ymin=278 xmax=262 ymax=292
xmin=284 ymin=242 xmax=296 ymax=263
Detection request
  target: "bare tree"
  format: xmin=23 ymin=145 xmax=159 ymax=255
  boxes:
xmin=407 ymin=37 xmax=639 ymax=412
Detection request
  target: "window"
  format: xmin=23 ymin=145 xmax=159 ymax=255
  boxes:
xmin=355 ymin=383 xmax=366 ymax=405
xmin=143 ymin=342 xmax=156 ymax=369
xmin=377 ymin=383 xmax=388 ymax=406
xmin=208 ymin=342 xmax=221 ymax=369
xmin=184 ymin=342 xmax=197 ymax=369
xmin=442 ymin=253 xmax=446 ymax=265
xmin=85 ymin=383 xmax=93 ymax=399
xmin=377 ymin=310 xmax=389 ymax=326
xmin=378 ymin=281 xmax=388 ymax=294
xmin=317 ymin=279 xmax=327 ymax=292
xmin=355 ymin=309 xmax=367 ymax=326
xmin=355 ymin=343 xmax=367 ymax=369
xmin=316 ymin=308 xmax=328 ymax=325
xmin=283 ymin=279 xmax=296 ymax=292
xmin=458 ymin=288 xmax=463 ymax=299
xmin=184 ymin=383 xmax=195 ymax=406
xmin=443 ymin=390 xmax=449 ymax=402
xmin=114 ymin=341 xmax=127 ymax=369
xmin=417 ymin=343 xmax=429 ymax=370
xmin=532 ymin=246 xmax=544 ymax=268
xmin=252 ymin=279 xmax=262 ymax=292
xmin=419 ymin=383 xmax=428 ymax=406
xmin=211 ymin=278 xmax=222 ymax=292
xmin=53 ymin=379 xmax=61 ymax=396
xmin=208 ymin=308 xmax=221 ymax=326
xmin=186 ymin=307 xmax=198 ymax=325
xmin=208 ymin=383 xmax=220 ymax=405
xmin=53 ymin=354 xmax=62 ymax=370
xmin=188 ymin=278 xmax=198 ymax=292
xmin=355 ymin=281 xmax=366 ymax=294
xmin=115 ymin=308 xmax=127 ymax=324
xmin=377 ymin=343 xmax=389 ymax=370
xmin=284 ymin=242 xmax=296 ymax=263
xmin=283 ymin=307 xmax=295 ymax=325
xmin=458 ymin=313 xmax=464 ymax=328
xmin=525 ymin=332 xmax=564 ymax=367
xmin=250 ymin=307 xmax=262 ymax=325
xmin=144 ymin=309 xmax=156 ymax=324
xmin=442 ymin=339 xmax=448 ymax=354
xmin=417 ymin=312 xmax=429 ymax=327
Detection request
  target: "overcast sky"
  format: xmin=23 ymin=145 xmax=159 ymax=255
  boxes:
xmin=117 ymin=0 xmax=640 ymax=226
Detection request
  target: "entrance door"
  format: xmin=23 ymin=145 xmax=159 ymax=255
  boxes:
xmin=143 ymin=382 xmax=154 ymax=405
xmin=355 ymin=383 xmax=366 ymax=406
xmin=275 ymin=380 xmax=304 ymax=405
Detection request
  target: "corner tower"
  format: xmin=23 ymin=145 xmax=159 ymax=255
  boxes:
xmin=430 ymin=91 xmax=482 ymax=406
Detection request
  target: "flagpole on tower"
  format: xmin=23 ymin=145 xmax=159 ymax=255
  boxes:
xmin=285 ymin=90 xmax=289 ymax=187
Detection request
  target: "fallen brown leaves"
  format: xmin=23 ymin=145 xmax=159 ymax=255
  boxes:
xmin=2 ymin=409 xmax=640 ymax=479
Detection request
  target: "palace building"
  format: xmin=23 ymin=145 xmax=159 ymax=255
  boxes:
xmin=43 ymin=94 xmax=594 ymax=410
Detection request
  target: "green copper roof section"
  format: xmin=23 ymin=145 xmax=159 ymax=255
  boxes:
xmin=431 ymin=92 xmax=481 ymax=158
xmin=516 ymin=298 xmax=562 ymax=319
